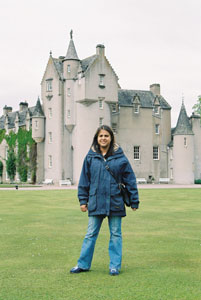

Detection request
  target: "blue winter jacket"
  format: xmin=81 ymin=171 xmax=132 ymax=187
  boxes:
xmin=78 ymin=145 xmax=139 ymax=217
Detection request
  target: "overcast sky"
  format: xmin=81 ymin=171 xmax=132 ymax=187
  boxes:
xmin=0 ymin=0 xmax=201 ymax=126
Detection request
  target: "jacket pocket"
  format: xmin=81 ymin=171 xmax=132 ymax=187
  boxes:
xmin=88 ymin=187 xmax=97 ymax=212
xmin=110 ymin=193 xmax=124 ymax=211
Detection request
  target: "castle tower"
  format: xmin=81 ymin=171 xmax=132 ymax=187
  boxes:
xmin=172 ymin=102 xmax=194 ymax=184
xmin=190 ymin=113 xmax=201 ymax=180
xmin=32 ymin=97 xmax=45 ymax=183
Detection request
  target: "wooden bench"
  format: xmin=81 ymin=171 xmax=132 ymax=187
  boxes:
xmin=59 ymin=179 xmax=71 ymax=186
xmin=136 ymin=178 xmax=147 ymax=184
xmin=159 ymin=178 xmax=170 ymax=184
xmin=42 ymin=178 xmax=53 ymax=185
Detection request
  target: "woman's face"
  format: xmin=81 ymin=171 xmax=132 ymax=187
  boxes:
xmin=97 ymin=129 xmax=111 ymax=149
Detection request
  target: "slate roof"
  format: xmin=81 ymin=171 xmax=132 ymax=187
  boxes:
xmin=53 ymin=58 xmax=64 ymax=80
xmin=64 ymin=38 xmax=79 ymax=60
xmin=81 ymin=55 xmax=97 ymax=73
xmin=118 ymin=89 xmax=171 ymax=109
xmin=173 ymin=103 xmax=194 ymax=135
xmin=0 ymin=115 xmax=5 ymax=129
xmin=0 ymin=99 xmax=44 ymax=129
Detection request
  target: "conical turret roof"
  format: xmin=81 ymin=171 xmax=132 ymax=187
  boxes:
xmin=173 ymin=102 xmax=194 ymax=135
xmin=33 ymin=97 xmax=44 ymax=117
xmin=64 ymin=30 xmax=79 ymax=61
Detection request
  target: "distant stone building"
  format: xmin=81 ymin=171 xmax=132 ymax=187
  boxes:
xmin=0 ymin=32 xmax=201 ymax=184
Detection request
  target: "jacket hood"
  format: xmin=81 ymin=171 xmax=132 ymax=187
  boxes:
xmin=88 ymin=143 xmax=124 ymax=159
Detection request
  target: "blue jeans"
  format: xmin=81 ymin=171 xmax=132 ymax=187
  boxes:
xmin=77 ymin=216 xmax=122 ymax=270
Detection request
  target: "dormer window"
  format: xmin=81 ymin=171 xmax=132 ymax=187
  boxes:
xmin=134 ymin=104 xmax=139 ymax=114
xmin=46 ymin=79 xmax=53 ymax=92
xmin=99 ymin=74 xmax=105 ymax=88
xmin=153 ymin=96 xmax=160 ymax=114
xmin=132 ymin=94 xmax=140 ymax=114
xmin=154 ymin=106 xmax=159 ymax=114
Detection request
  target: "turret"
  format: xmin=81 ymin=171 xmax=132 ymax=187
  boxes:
xmin=172 ymin=102 xmax=194 ymax=184
xmin=32 ymin=97 xmax=45 ymax=143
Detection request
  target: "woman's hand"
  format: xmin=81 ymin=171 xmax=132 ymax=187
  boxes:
xmin=132 ymin=208 xmax=137 ymax=211
xmin=80 ymin=204 xmax=88 ymax=212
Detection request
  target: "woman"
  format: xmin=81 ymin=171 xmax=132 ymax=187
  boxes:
xmin=70 ymin=125 xmax=139 ymax=275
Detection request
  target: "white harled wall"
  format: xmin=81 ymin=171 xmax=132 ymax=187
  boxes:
xmin=173 ymin=135 xmax=194 ymax=184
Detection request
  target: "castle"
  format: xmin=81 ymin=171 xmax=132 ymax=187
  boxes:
xmin=0 ymin=32 xmax=201 ymax=185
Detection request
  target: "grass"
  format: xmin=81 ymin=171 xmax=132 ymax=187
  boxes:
xmin=0 ymin=188 xmax=201 ymax=300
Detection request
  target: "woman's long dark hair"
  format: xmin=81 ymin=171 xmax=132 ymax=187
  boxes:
xmin=91 ymin=125 xmax=115 ymax=157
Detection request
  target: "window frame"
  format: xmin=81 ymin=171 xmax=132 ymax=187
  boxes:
xmin=48 ymin=132 xmax=52 ymax=143
xmin=155 ymin=124 xmax=160 ymax=134
xmin=153 ymin=146 xmax=159 ymax=160
xmin=48 ymin=108 xmax=52 ymax=119
xmin=46 ymin=79 xmax=53 ymax=92
xmin=134 ymin=146 xmax=140 ymax=160
xmin=48 ymin=155 xmax=53 ymax=168
xmin=99 ymin=117 xmax=103 ymax=126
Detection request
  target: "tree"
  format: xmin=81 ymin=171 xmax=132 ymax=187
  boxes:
xmin=0 ymin=160 xmax=3 ymax=183
xmin=6 ymin=148 xmax=16 ymax=182
xmin=17 ymin=128 xmax=29 ymax=182
xmin=192 ymin=96 xmax=201 ymax=120
xmin=4 ymin=131 xmax=17 ymax=183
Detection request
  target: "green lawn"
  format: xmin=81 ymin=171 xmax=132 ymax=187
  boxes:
xmin=0 ymin=188 xmax=201 ymax=300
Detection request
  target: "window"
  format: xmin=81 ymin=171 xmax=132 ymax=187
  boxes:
xmin=112 ymin=104 xmax=117 ymax=113
xmin=46 ymin=79 xmax=53 ymax=92
xmin=99 ymin=100 xmax=103 ymax=109
xmin=35 ymin=120 xmax=39 ymax=129
xmin=184 ymin=137 xmax=187 ymax=147
xmin=134 ymin=146 xmax=140 ymax=160
xmin=134 ymin=104 xmax=139 ymax=114
xmin=48 ymin=155 xmax=53 ymax=168
xmin=48 ymin=108 xmax=52 ymax=118
xmin=78 ymin=73 xmax=82 ymax=85
xmin=67 ymin=65 xmax=71 ymax=73
xmin=170 ymin=168 xmax=173 ymax=179
xmin=67 ymin=110 xmax=71 ymax=118
xmin=48 ymin=132 xmax=52 ymax=143
xmin=99 ymin=74 xmax=105 ymax=88
xmin=67 ymin=88 xmax=71 ymax=96
xmin=112 ymin=123 xmax=117 ymax=134
xmin=153 ymin=146 xmax=159 ymax=160
xmin=155 ymin=124 xmax=160 ymax=134
xmin=170 ymin=148 xmax=173 ymax=160
xmin=154 ymin=106 xmax=159 ymax=114
xmin=99 ymin=117 xmax=103 ymax=126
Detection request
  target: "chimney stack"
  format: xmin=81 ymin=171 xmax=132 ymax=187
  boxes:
xmin=3 ymin=105 xmax=12 ymax=115
xmin=96 ymin=44 xmax=105 ymax=56
xmin=19 ymin=102 xmax=28 ymax=112
xmin=150 ymin=84 xmax=160 ymax=96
